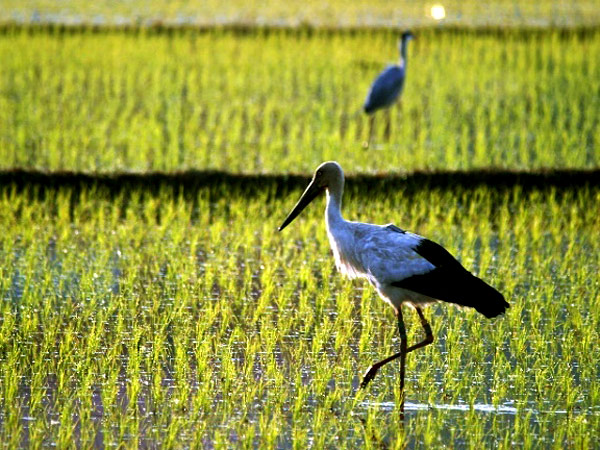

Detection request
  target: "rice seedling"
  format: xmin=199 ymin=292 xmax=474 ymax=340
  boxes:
xmin=0 ymin=27 xmax=598 ymax=173
xmin=0 ymin=181 xmax=598 ymax=446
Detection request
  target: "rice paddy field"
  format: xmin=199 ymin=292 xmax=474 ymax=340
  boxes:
xmin=1 ymin=1 xmax=600 ymax=447
xmin=0 ymin=180 xmax=598 ymax=447
xmin=0 ymin=27 xmax=599 ymax=173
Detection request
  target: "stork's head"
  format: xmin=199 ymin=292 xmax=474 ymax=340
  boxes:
xmin=310 ymin=161 xmax=344 ymax=191
xmin=279 ymin=161 xmax=344 ymax=231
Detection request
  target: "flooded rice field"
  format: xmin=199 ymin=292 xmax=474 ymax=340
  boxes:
xmin=0 ymin=181 xmax=598 ymax=446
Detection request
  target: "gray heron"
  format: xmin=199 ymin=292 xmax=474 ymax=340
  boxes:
xmin=363 ymin=31 xmax=415 ymax=148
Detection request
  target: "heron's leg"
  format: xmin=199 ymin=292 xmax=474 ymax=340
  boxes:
xmin=363 ymin=115 xmax=375 ymax=149
xmin=384 ymin=108 xmax=391 ymax=140
xmin=359 ymin=307 xmax=434 ymax=389
xmin=360 ymin=308 xmax=407 ymax=390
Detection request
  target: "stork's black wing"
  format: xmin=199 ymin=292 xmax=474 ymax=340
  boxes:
xmin=391 ymin=239 xmax=509 ymax=318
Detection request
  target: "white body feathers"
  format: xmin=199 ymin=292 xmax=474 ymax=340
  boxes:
xmin=325 ymin=190 xmax=436 ymax=311
xmin=279 ymin=161 xmax=508 ymax=320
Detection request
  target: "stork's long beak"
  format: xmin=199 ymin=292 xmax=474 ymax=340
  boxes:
xmin=278 ymin=179 xmax=323 ymax=231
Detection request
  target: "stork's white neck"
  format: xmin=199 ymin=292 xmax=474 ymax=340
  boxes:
xmin=326 ymin=187 xmax=344 ymax=227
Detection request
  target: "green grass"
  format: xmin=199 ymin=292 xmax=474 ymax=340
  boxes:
xmin=2 ymin=0 xmax=600 ymax=28
xmin=0 ymin=182 xmax=598 ymax=447
xmin=1 ymin=15 xmax=599 ymax=447
xmin=0 ymin=28 xmax=599 ymax=174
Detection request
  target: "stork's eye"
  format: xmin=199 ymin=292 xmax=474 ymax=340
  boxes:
xmin=316 ymin=170 xmax=323 ymax=177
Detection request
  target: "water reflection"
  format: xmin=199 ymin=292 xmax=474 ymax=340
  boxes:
xmin=360 ymin=400 xmax=598 ymax=416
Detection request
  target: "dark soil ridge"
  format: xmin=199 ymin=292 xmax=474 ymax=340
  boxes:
xmin=0 ymin=23 xmax=599 ymax=39
xmin=1 ymin=169 xmax=598 ymax=198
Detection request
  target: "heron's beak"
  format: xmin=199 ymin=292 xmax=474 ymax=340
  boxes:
xmin=278 ymin=179 xmax=323 ymax=231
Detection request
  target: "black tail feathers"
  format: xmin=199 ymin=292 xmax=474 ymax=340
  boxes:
xmin=462 ymin=274 xmax=509 ymax=318
xmin=392 ymin=268 xmax=509 ymax=319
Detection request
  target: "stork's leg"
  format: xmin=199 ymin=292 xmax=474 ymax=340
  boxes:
xmin=359 ymin=307 xmax=434 ymax=389
xmin=363 ymin=115 xmax=375 ymax=149
xmin=398 ymin=308 xmax=407 ymax=414
xmin=407 ymin=307 xmax=434 ymax=353
xmin=360 ymin=308 xmax=406 ymax=389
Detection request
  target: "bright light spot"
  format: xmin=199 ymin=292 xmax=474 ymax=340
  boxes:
xmin=431 ymin=4 xmax=446 ymax=21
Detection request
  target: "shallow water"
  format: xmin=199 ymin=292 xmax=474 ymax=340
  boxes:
xmin=361 ymin=400 xmax=600 ymax=416
xmin=0 ymin=184 xmax=598 ymax=446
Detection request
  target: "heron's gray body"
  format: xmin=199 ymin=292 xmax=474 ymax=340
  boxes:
xmin=363 ymin=31 xmax=413 ymax=115
xmin=364 ymin=65 xmax=406 ymax=114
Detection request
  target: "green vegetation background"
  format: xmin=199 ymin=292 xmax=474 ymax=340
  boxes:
xmin=1 ymin=2 xmax=599 ymax=447
xmin=1 ymin=27 xmax=598 ymax=173
xmin=0 ymin=184 xmax=598 ymax=446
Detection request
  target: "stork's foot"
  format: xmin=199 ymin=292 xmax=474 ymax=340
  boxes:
xmin=360 ymin=365 xmax=380 ymax=389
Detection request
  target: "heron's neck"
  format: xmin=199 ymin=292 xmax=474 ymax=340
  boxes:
xmin=325 ymin=185 xmax=344 ymax=227
xmin=400 ymin=39 xmax=409 ymax=66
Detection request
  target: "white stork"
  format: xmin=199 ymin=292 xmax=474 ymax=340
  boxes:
xmin=279 ymin=161 xmax=509 ymax=405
